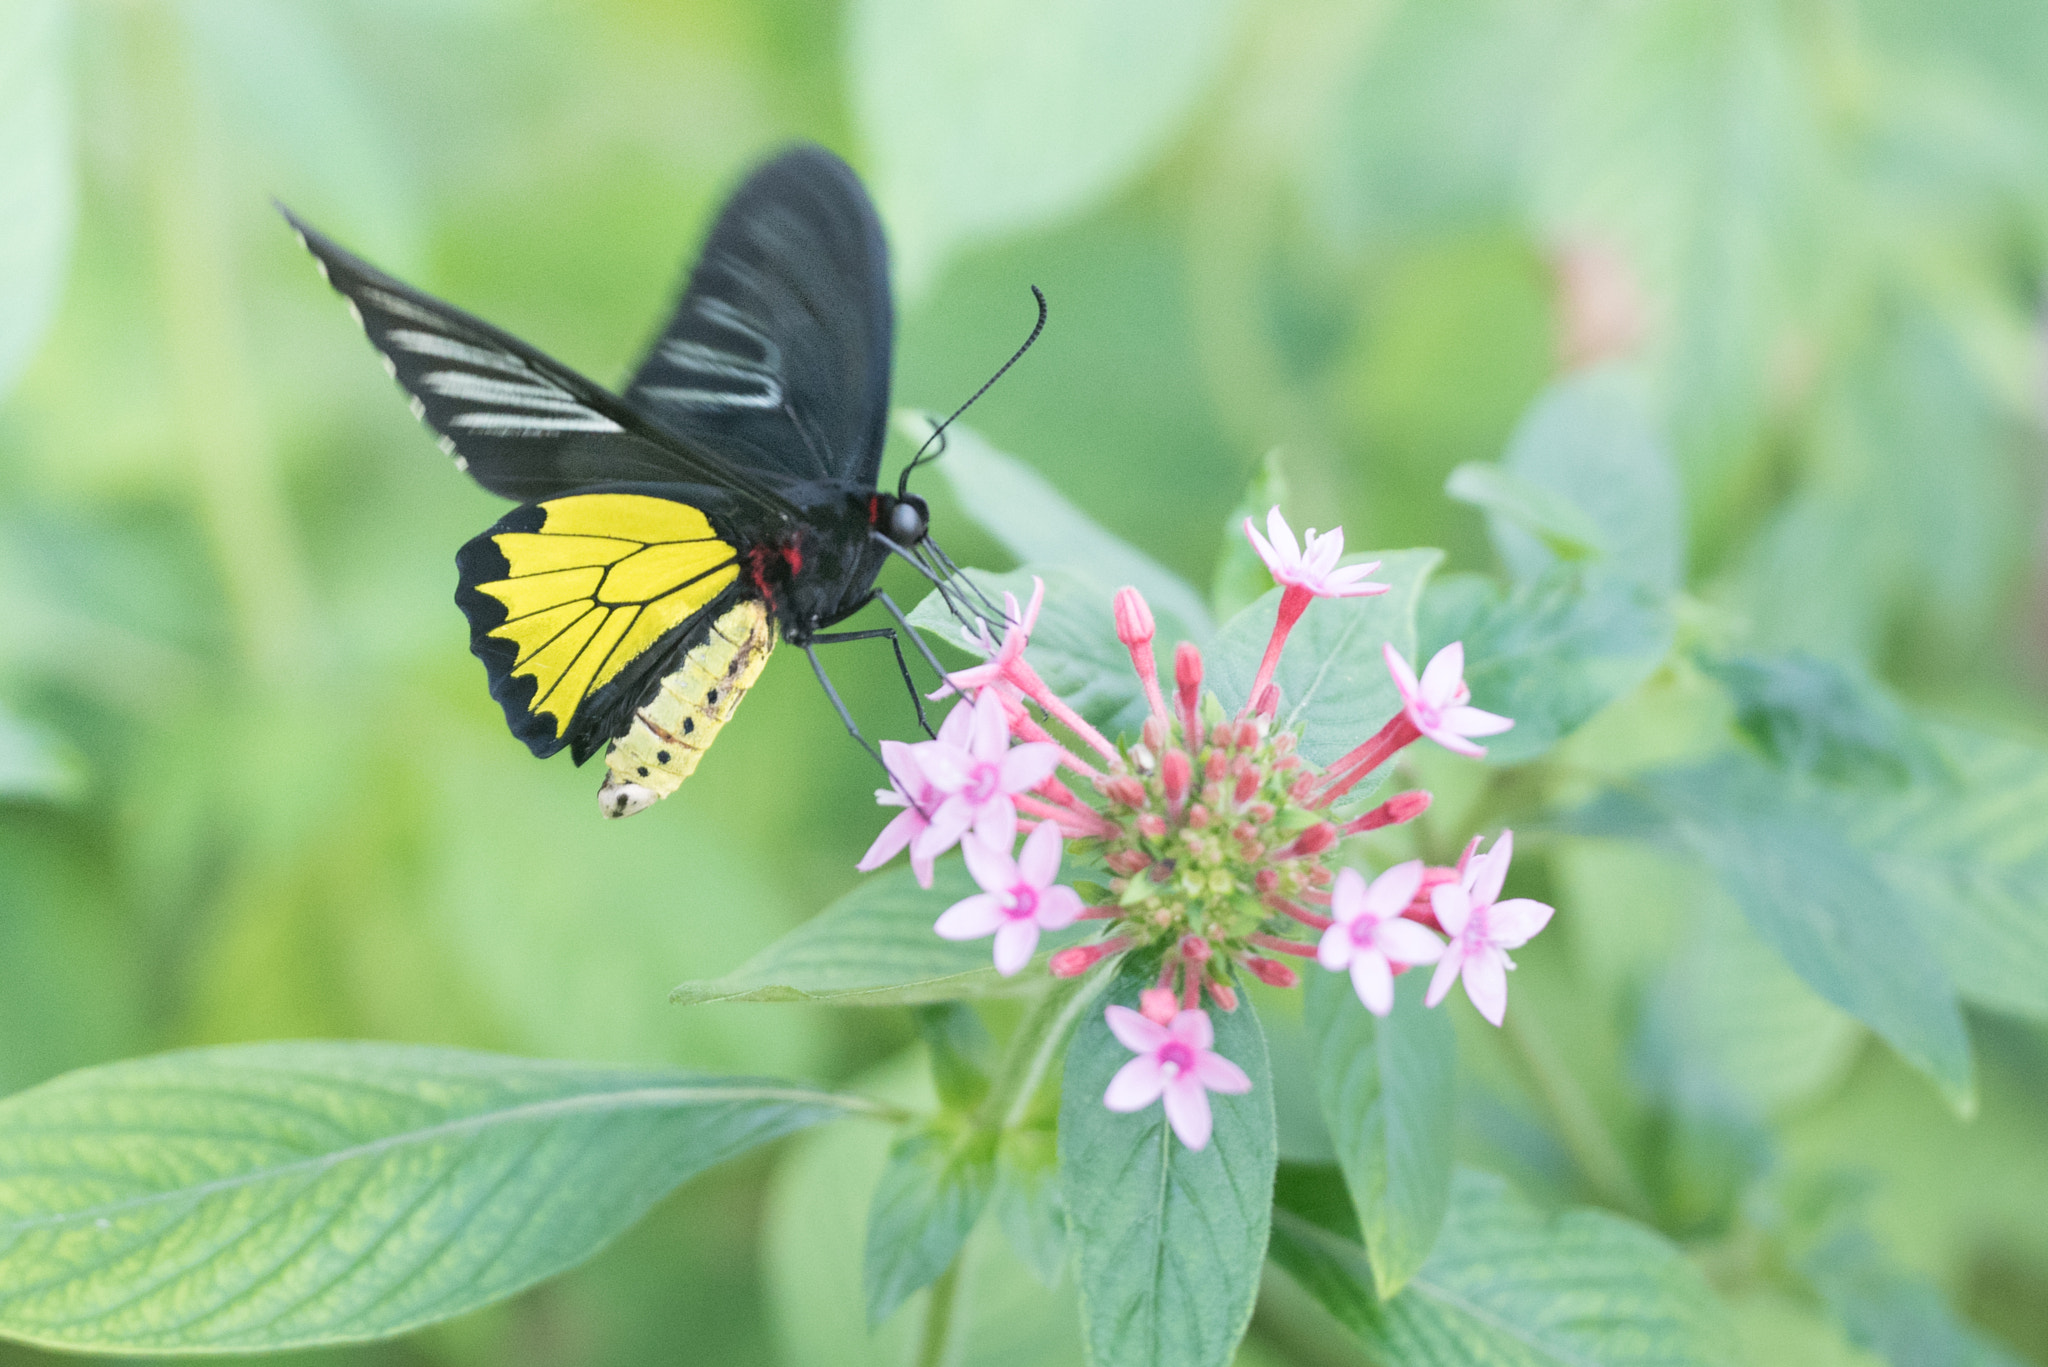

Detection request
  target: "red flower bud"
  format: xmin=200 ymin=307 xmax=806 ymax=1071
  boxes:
xmin=1161 ymin=748 xmax=1191 ymax=803
xmin=1235 ymin=720 xmax=1261 ymax=749
xmin=1137 ymin=812 xmax=1169 ymax=839
xmin=1207 ymin=980 xmax=1239 ymax=1012
xmin=1180 ymin=934 xmax=1212 ymax=965
xmin=1102 ymin=775 xmax=1148 ymax=808
xmin=1105 ymin=848 xmax=1154 ymax=875
xmin=1142 ymin=715 xmax=1168 ymax=753
xmin=1255 ymin=868 xmax=1280 ymax=894
xmin=1188 ymin=803 xmax=1210 ymax=830
xmin=1244 ymin=955 xmax=1299 ymax=989
xmin=1113 ymin=586 xmax=1155 ymax=647
xmin=1049 ymin=937 xmax=1129 ymax=978
xmin=1205 ymin=749 xmax=1229 ymax=781
xmin=1174 ymin=641 xmax=1203 ymax=701
xmin=1343 ymin=788 xmax=1433 ymax=835
xmin=1234 ymin=768 xmax=1260 ymax=805
xmin=1255 ymin=684 xmax=1280 ymax=719
xmin=1140 ymin=987 xmax=1178 ymax=1024
xmin=1248 ymin=801 xmax=1276 ymax=824
xmin=1212 ymin=722 xmax=1234 ymax=749
xmin=1288 ymin=821 xmax=1338 ymax=857
xmin=1272 ymin=732 xmax=1296 ymax=755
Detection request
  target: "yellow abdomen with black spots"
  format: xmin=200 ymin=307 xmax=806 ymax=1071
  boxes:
xmin=597 ymin=598 xmax=777 ymax=818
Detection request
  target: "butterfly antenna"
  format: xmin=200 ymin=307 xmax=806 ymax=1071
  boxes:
xmin=897 ymin=285 xmax=1048 ymax=499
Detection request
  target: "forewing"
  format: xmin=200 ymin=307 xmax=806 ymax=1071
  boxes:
xmin=456 ymin=490 xmax=746 ymax=762
xmin=624 ymin=145 xmax=893 ymax=485
xmin=285 ymin=208 xmax=789 ymax=508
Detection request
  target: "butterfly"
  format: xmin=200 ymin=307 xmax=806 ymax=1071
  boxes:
xmin=287 ymin=145 xmax=977 ymax=818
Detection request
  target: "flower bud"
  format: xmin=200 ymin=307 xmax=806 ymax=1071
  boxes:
xmin=1188 ymin=803 xmax=1210 ymax=830
xmin=1180 ymin=934 xmax=1212 ymax=965
xmin=1212 ymin=722 xmax=1234 ymax=749
xmin=1161 ymin=749 xmax=1191 ymax=804
xmin=1248 ymin=801 xmax=1276 ymax=824
xmin=1105 ymin=848 xmax=1153 ymax=875
xmin=1244 ymin=955 xmax=1299 ymax=989
xmin=1272 ymin=732 xmax=1296 ymax=755
xmin=1254 ymin=684 xmax=1280 ymax=719
xmin=1113 ymin=586 xmax=1155 ymax=647
xmin=1235 ymin=720 xmax=1261 ymax=750
xmin=1137 ymin=812 xmax=1169 ymax=839
xmin=1049 ymin=938 xmax=1128 ymax=977
xmin=1255 ymin=868 xmax=1280 ymax=894
xmin=1174 ymin=641 xmax=1203 ymax=704
xmin=1290 ymin=773 xmax=1319 ymax=801
xmin=1140 ymin=987 xmax=1178 ymax=1024
xmin=1102 ymin=775 xmax=1148 ymax=808
xmin=1205 ymin=749 xmax=1228 ymax=781
xmin=1207 ymin=980 xmax=1239 ymax=1012
xmin=1233 ymin=764 xmax=1259 ymax=805
xmin=1142 ymin=715 xmax=1168 ymax=752
xmin=1288 ymin=821 xmax=1339 ymax=857
xmin=1343 ymin=788 xmax=1433 ymax=836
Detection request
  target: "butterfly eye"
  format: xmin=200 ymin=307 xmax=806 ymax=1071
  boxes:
xmin=888 ymin=499 xmax=928 ymax=546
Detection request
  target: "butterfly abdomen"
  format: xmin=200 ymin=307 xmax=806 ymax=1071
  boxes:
xmin=597 ymin=597 xmax=777 ymax=818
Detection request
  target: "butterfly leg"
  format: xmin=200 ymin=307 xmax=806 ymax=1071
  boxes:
xmin=808 ymin=625 xmax=935 ymax=738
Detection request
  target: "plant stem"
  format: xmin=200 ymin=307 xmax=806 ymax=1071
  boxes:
xmin=913 ymin=1260 xmax=963 ymax=1367
xmin=1504 ymin=1004 xmax=1656 ymax=1222
xmin=980 ymin=968 xmax=1107 ymax=1132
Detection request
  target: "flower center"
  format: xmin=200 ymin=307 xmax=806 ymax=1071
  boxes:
xmin=965 ymin=762 xmax=1001 ymax=804
xmin=1005 ymin=884 xmax=1039 ymax=921
xmin=1349 ymin=916 xmax=1379 ymax=947
xmin=1412 ymin=699 xmax=1442 ymax=729
xmin=1158 ymin=1040 xmax=1197 ymax=1077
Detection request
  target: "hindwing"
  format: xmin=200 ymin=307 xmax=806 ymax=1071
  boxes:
xmin=456 ymin=491 xmax=746 ymax=761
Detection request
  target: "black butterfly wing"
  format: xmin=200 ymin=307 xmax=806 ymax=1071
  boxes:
xmin=623 ymin=145 xmax=894 ymax=487
xmin=284 ymin=207 xmax=795 ymax=512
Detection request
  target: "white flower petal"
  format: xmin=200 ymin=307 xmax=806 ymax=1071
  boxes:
xmin=1421 ymin=722 xmax=1488 ymax=758
xmin=1462 ymin=949 xmax=1509 ymax=1026
xmin=856 ymin=809 xmax=919 ymax=872
xmin=1472 ymin=831 xmax=1512 ymax=905
xmin=1419 ymin=641 xmax=1467 ymax=706
xmin=1016 ymin=819 xmax=1064 ymax=887
xmin=1193 ymin=1051 xmax=1252 ymax=1094
xmin=961 ymin=832 xmax=1017 ymax=893
xmin=1168 ymin=1009 xmax=1215 ymax=1051
xmin=1162 ymin=1076 xmax=1215 ymax=1150
xmin=998 ymin=742 xmax=1061 ymax=793
xmin=1376 ymin=917 xmax=1446 ymax=965
xmin=1364 ymin=859 xmax=1426 ymax=919
xmin=1444 ymin=705 xmax=1514 ymax=738
xmin=1350 ymin=951 xmax=1395 ymax=1016
xmin=1329 ymin=865 xmax=1369 ymax=925
xmin=1266 ymin=506 xmax=1301 ymax=566
xmin=934 ymin=894 xmax=1002 ymax=940
xmin=970 ymin=797 xmax=1017 ymax=852
xmin=1382 ymin=642 xmax=1421 ymax=703
xmin=1424 ymin=948 xmax=1463 ymax=1008
xmin=1103 ymin=1055 xmax=1166 ymax=1111
xmin=1317 ymin=923 xmax=1354 ymax=971
xmin=968 ymin=689 xmax=1009 ymax=758
xmin=1488 ymin=897 xmax=1554 ymax=949
xmin=1105 ymin=1004 xmax=1169 ymax=1054
xmin=1036 ymin=884 xmax=1083 ymax=930
xmin=992 ymin=920 xmax=1039 ymax=976
xmin=1431 ymin=883 xmax=1473 ymax=937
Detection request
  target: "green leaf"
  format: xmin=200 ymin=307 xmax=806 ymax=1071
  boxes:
xmin=0 ymin=0 xmax=74 ymax=397
xmin=0 ymin=703 xmax=79 ymax=802
xmin=1211 ymin=451 xmax=1289 ymax=622
xmin=1060 ymin=964 xmax=1274 ymax=1367
xmin=992 ymin=1126 xmax=1067 ymax=1287
xmin=0 ymin=1043 xmax=871 ymax=1352
xmin=904 ymin=416 xmax=1215 ymax=646
xmin=1445 ymin=462 xmax=1607 ymax=565
xmin=1570 ymin=754 xmax=1974 ymax=1108
xmin=671 ymin=862 xmax=1086 ymax=1007
xmin=849 ymin=0 xmax=1243 ymax=288
xmin=1208 ymin=548 xmax=1443 ymax=770
xmin=1485 ymin=365 xmax=1686 ymax=594
xmin=1420 ymin=563 xmax=1674 ymax=765
xmin=1828 ymin=722 xmax=2048 ymax=1022
xmin=1799 ymin=1220 xmax=2028 ymax=1367
xmin=916 ymin=1003 xmax=994 ymax=1112
xmin=863 ymin=1119 xmax=997 ymax=1325
xmin=1270 ymin=1166 xmax=1741 ymax=1365
xmin=1701 ymin=651 xmax=1942 ymax=787
xmin=1304 ymin=967 xmax=1456 ymax=1298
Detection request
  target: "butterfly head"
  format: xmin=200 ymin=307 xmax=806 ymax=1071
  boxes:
xmin=881 ymin=493 xmax=929 ymax=549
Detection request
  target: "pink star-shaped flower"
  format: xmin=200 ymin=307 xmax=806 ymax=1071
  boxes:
xmin=934 ymin=808 xmax=1082 ymax=976
xmin=1101 ymin=1005 xmax=1252 ymax=1150
xmin=1316 ymin=861 xmax=1446 ymax=1015
xmin=856 ymin=741 xmax=946 ymax=888
xmin=1244 ymin=506 xmax=1388 ymax=599
xmin=914 ymin=691 xmax=1062 ymax=862
xmin=1426 ymin=830 xmax=1553 ymax=1026
xmin=936 ymin=578 xmax=1045 ymax=701
xmin=1383 ymin=641 xmax=1514 ymax=758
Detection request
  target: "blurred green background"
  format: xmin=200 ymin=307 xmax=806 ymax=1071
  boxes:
xmin=3 ymin=0 xmax=2046 ymax=1362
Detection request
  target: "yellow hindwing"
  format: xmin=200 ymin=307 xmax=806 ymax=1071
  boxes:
xmin=473 ymin=493 xmax=739 ymax=738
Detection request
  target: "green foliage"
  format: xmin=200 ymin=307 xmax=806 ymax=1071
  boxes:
xmin=1571 ymin=754 xmax=1975 ymax=1108
xmin=1271 ymin=1166 xmax=1742 ymax=1365
xmin=671 ymin=862 xmax=1084 ymax=1007
xmin=0 ymin=1043 xmax=870 ymax=1352
xmin=1304 ymin=967 xmax=1456 ymax=1299
xmin=0 ymin=0 xmax=72 ymax=400
xmin=1422 ymin=563 xmax=1674 ymax=764
xmin=863 ymin=1118 xmax=998 ymax=1325
xmin=1060 ymin=964 xmax=1274 ymax=1367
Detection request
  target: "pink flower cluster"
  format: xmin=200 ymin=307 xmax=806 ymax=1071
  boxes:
xmin=858 ymin=507 xmax=1555 ymax=1149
